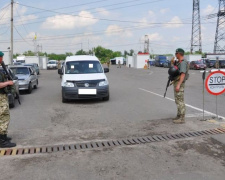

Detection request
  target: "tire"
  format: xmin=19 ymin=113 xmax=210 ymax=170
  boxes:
xmin=103 ymin=94 xmax=110 ymax=101
xmin=34 ymin=80 xmax=38 ymax=89
xmin=27 ymin=83 xmax=32 ymax=94
xmin=62 ymin=96 xmax=67 ymax=103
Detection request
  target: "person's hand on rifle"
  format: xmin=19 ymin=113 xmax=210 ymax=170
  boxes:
xmin=7 ymin=80 xmax=14 ymax=86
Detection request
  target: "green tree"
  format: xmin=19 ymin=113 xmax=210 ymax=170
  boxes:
xmin=75 ymin=49 xmax=87 ymax=55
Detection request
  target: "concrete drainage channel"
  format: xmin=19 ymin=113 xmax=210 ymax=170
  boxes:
xmin=1 ymin=128 xmax=225 ymax=157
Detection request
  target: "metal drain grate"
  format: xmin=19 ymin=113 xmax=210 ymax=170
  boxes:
xmin=1 ymin=128 xmax=225 ymax=157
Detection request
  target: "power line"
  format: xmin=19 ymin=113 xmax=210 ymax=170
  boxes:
xmin=13 ymin=25 xmax=32 ymax=46
xmin=14 ymin=0 xmax=165 ymax=25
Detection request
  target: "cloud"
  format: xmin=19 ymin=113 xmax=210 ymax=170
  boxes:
xmin=148 ymin=10 xmax=155 ymax=17
xmin=96 ymin=8 xmax=110 ymax=16
xmin=147 ymin=33 xmax=163 ymax=41
xmin=105 ymin=25 xmax=133 ymax=37
xmin=141 ymin=33 xmax=163 ymax=42
xmin=0 ymin=4 xmax=37 ymax=25
xmin=41 ymin=11 xmax=98 ymax=30
xmin=164 ymin=16 xmax=183 ymax=28
xmin=203 ymin=5 xmax=215 ymax=15
xmin=160 ymin=8 xmax=170 ymax=14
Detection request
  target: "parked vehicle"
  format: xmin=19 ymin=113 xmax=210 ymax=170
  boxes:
xmin=189 ymin=61 xmax=207 ymax=70
xmin=10 ymin=66 xmax=38 ymax=94
xmin=24 ymin=63 xmax=40 ymax=75
xmin=155 ymin=55 xmax=167 ymax=67
xmin=0 ymin=67 xmax=20 ymax=108
xmin=205 ymin=59 xmax=216 ymax=68
xmin=47 ymin=60 xmax=57 ymax=69
xmin=58 ymin=55 xmax=109 ymax=102
xmin=163 ymin=60 xmax=171 ymax=68
xmin=219 ymin=60 xmax=225 ymax=68
xmin=149 ymin=59 xmax=155 ymax=66
xmin=13 ymin=62 xmax=22 ymax=65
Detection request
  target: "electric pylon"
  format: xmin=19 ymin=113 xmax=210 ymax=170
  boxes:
xmin=214 ymin=0 xmax=225 ymax=53
xmin=191 ymin=0 xmax=202 ymax=54
xmin=144 ymin=35 xmax=149 ymax=53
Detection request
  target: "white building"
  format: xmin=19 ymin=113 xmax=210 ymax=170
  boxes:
xmin=126 ymin=56 xmax=134 ymax=68
xmin=184 ymin=54 xmax=202 ymax=62
xmin=16 ymin=55 xmax=48 ymax=69
xmin=206 ymin=53 xmax=225 ymax=60
xmin=0 ymin=50 xmax=11 ymax=65
xmin=133 ymin=53 xmax=149 ymax=69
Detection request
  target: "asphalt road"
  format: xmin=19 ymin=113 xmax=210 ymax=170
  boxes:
xmin=0 ymin=65 xmax=225 ymax=180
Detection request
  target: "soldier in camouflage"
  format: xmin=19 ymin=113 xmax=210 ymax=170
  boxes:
xmin=173 ymin=48 xmax=189 ymax=124
xmin=0 ymin=51 xmax=16 ymax=148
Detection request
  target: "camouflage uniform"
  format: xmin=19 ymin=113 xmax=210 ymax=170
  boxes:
xmin=0 ymin=72 xmax=10 ymax=135
xmin=173 ymin=59 xmax=188 ymax=119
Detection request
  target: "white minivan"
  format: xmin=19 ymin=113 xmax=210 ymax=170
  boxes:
xmin=58 ymin=55 xmax=109 ymax=102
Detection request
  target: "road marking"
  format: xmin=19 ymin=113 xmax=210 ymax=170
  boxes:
xmin=139 ymin=88 xmax=225 ymax=120
xmin=186 ymin=113 xmax=212 ymax=118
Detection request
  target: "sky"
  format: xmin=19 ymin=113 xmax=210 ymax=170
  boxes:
xmin=0 ymin=0 xmax=220 ymax=55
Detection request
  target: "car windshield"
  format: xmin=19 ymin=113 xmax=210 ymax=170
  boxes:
xmin=11 ymin=67 xmax=29 ymax=75
xmin=48 ymin=61 xmax=56 ymax=64
xmin=220 ymin=60 xmax=225 ymax=63
xmin=210 ymin=60 xmax=216 ymax=63
xmin=195 ymin=61 xmax=202 ymax=64
xmin=65 ymin=61 xmax=103 ymax=74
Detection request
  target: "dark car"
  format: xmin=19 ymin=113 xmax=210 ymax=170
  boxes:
xmin=205 ymin=60 xmax=216 ymax=68
xmin=0 ymin=67 xmax=20 ymax=108
xmin=163 ymin=60 xmax=171 ymax=68
xmin=190 ymin=61 xmax=207 ymax=70
xmin=219 ymin=60 xmax=225 ymax=68
xmin=155 ymin=55 xmax=167 ymax=67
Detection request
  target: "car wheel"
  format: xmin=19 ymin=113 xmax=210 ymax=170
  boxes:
xmin=62 ymin=96 xmax=67 ymax=103
xmin=27 ymin=82 xmax=32 ymax=94
xmin=34 ymin=80 xmax=38 ymax=89
xmin=103 ymin=94 xmax=110 ymax=101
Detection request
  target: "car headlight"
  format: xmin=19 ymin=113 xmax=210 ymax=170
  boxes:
xmin=99 ymin=80 xmax=109 ymax=86
xmin=63 ymin=82 xmax=74 ymax=87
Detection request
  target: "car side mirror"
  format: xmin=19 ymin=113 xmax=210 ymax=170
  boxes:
xmin=14 ymin=76 xmax=18 ymax=80
xmin=104 ymin=68 xmax=109 ymax=73
xmin=58 ymin=69 xmax=63 ymax=75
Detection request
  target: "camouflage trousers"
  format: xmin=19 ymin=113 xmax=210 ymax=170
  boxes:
xmin=0 ymin=94 xmax=10 ymax=135
xmin=173 ymin=82 xmax=186 ymax=117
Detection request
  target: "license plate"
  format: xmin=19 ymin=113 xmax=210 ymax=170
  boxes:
xmin=78 ymin=89 xmax=97 ymax=95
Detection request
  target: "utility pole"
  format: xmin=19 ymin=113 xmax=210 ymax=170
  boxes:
xmin=144 ymin=35 xmax=149 ymax=53
xmin=191 ymin=0 xmax=202 ymax=54
xmin=214 ymin=0 xmax=225 ymax=53
xmin=11 ymin=0 xmax=14 ymax=64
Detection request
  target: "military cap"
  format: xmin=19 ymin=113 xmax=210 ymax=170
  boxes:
xmin=175 ymin=48 xmax=185 ymax=54
xmin=0 ymin=51 xmax=4 ymax=57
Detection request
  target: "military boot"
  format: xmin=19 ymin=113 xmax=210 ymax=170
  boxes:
xmin=173 ymin=116 xmax=185 ymax=124
xmin=4 ymin=134 xmax=12 ymax=141
xmin=172 ymin=115 xmax=180 ymax=121
xmin=0 ymin=134 xmax=16 ymax=148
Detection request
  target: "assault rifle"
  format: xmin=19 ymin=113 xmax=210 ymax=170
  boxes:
xmin=164 ymin=76 xmax=173 ymax=98
xmin=164 ymin=75 xmax=180 ymax=98
xmin=1 ymin=61 xmax=21 ymax=105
